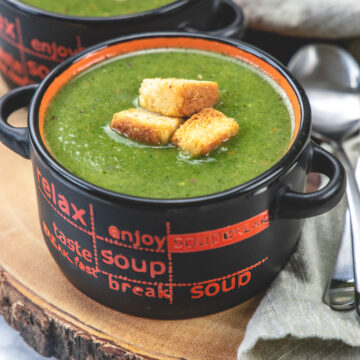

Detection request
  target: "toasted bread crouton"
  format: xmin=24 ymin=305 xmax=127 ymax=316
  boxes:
xmin=139 ymin=78 xmax=219 ymax=117
xmin=172 ymin=108 xmax=239 ymax=157
xmin=111 ymin=108 xmax=183 ymax=145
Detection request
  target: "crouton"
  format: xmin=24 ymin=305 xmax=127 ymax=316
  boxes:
xmin=139 ymin=78 xmax=219 ymax=117
xmin=111 ymin=108 xmax=183 ymax=145
xmin=172 ymin=108 xmax=239 ymax=157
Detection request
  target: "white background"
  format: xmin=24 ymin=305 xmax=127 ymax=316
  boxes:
xmin=0 ymin=316 xmax=50 ymax=360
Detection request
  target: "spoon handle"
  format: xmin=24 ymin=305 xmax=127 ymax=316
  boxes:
xmin=323 ymin=154 xmax=360 ymax=310
xmin=335 ymin=144 xmax=360 ymax=314
xmin=324 ymin=208 xmax=355 ymax=309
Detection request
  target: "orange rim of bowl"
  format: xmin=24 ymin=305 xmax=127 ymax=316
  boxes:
xmin=38 ymin=36 xmax=301 ymax=149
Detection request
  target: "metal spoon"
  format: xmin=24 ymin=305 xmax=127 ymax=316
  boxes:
xmin=288 ymin=44 xmax=360 ymax=312
xmin=323 ymin=155 xmax=360 ymax=310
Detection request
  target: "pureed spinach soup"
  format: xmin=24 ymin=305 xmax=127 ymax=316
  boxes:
xmin=43 ymin=49 xmax=293 ymax=199
xmin=20 ymin=0 xmax=174 ymax=17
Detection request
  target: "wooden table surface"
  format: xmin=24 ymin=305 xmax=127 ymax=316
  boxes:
xmin=0 ymin=76 xmax=262 ymax=360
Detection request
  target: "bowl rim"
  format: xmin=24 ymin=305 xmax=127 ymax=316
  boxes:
xmin=3 ymin=0 xmax=193 ymax=22
xmin=28 ymin=32 xmax=311 ymax=207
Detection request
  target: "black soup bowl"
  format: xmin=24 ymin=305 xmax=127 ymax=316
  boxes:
xmin=0 ymin=32 xmax=345 ymax=319
xmin=0 ymin=0 xmax=244 ymax=87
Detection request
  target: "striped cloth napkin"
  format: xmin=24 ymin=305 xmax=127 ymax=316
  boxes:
xmin=237 ymin=138 xmax=360 ymax=359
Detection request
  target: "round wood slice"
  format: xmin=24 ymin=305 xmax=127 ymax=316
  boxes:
xmin=0 ymin=77 xmax=265 ymax=360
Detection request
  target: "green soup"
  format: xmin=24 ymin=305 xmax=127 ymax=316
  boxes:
xmin=43 ymin=49 xmax=293 ymax=199
xmin=20 ymin=0 xmax=174 ymax=17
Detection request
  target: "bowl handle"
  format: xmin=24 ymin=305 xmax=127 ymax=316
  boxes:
xmin=276 ymin=141 xmax=346 ymax=219
xmin=179 ymin=0 xmax=245 ymax=39
xmin=0 ymin=84 xmax=38 ymax=159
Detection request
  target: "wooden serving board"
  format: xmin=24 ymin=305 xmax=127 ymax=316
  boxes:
xmin=0 ymin=77 xmax=264 ymax=360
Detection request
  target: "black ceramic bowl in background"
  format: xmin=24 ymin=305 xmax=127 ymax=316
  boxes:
xmin=0 ymin=32 xmax=346 ymax=319
xmin=0 ymin=0 xmax=244 ymax=87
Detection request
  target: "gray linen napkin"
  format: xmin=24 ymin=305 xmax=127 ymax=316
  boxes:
xmin=238 ymin=139 xmax=360 ymax=359
xmin=234 ymin=0 xmax=360 ymax=39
